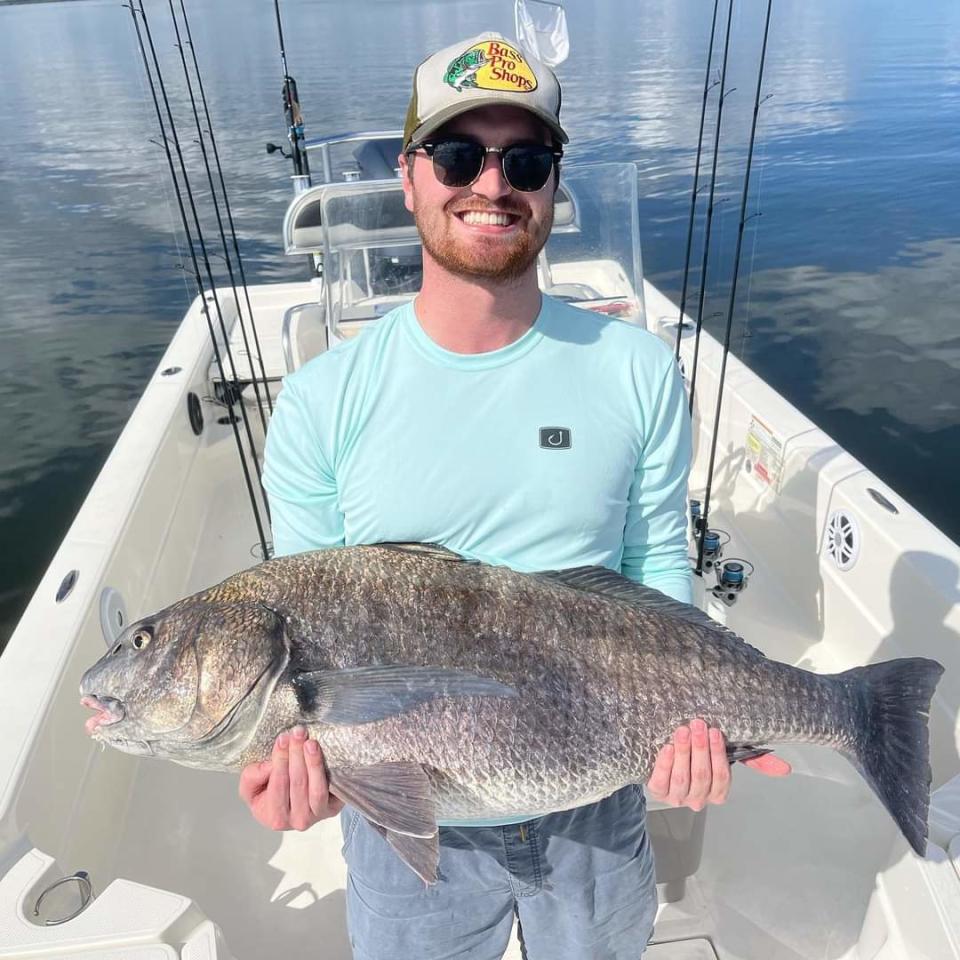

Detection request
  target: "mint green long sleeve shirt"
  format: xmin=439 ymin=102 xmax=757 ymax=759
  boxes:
xmin=263 ymin=295 xmax=692 ymax=605
xmin=263 ymin=295 xmax=692 ymax=825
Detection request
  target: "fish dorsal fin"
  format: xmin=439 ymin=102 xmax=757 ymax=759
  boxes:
xmin=536 ymin=566 xmax=729 ymax=634
xmin=294 ymin=665 xmax=517 ymax=725
xmin=328 ymin=762 xmax=437 ymax=840
xmin=376 ymin=542 xmax=475 ymax=563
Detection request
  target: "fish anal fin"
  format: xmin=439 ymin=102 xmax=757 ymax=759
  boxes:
xmin=294 ymin=665 xmax=516 ymax=725
xmin=329 ymin=762 xmax=437 ymax=840
xmin=726 ymin=744 xmax=773 ymax=765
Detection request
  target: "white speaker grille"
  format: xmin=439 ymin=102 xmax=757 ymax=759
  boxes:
xmin=824 ymin=510 xmax=860 ymax=571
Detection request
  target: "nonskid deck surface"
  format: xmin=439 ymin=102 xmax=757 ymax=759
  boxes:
xmin=105 ymin=741 xmax=892 ymax=959
xmin=675 ymin=750 xmax=900 ymax=960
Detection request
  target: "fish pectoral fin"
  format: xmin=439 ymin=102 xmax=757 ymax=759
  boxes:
xmin=329 ymin=762 xmax=437 ymax=840
xmin=372 ymin=823 xmax=441 ymax=885
xmin=726 ymin=744 xmax=773 ymax=765
xmin=293 ymin=665 xmax=517 ymax=725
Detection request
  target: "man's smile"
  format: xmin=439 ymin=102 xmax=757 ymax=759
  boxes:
xmin=453 ymin=207 xmax=523 ymax=235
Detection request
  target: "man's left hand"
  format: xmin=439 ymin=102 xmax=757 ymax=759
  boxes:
xmin=646 ymin=718 xmax=792 ymax=811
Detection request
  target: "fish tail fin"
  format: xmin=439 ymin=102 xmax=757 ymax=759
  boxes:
xmin=841 ymin=657 xmax=943 ymax=855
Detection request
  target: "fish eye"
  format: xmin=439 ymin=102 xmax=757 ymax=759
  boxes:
xmin=132 ymin=629 xmax=152 ymax=650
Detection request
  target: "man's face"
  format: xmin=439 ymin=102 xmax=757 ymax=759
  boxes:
xmin=400 ymin=105 xmax=556 ymax=282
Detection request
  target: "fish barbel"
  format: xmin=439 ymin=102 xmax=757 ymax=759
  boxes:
xmin=80 ymin=543 xmax=944 ymax=883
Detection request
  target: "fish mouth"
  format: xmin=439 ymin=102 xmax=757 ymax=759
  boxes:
xmin=81 ymin=695 xmax=126 ymax=736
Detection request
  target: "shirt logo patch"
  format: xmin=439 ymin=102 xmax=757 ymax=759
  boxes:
xmin=444 ymin=40 xmax=538 ymax=93
xmin=539 ymin=427 xmax=571 ymax=450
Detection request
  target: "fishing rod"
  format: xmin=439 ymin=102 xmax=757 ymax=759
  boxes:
xmin=685 ymin=0 xmax=735 ymax=417
xmin=135 ymin=0 xmax=268 ymax=504
xmin=696 ymin=0 xmax=774 ymax=576
xmin=127 ymin=0 xmax=269 ymax=556
xmin=167 ymin=0 xmax=274 ymax=434
xmin=174 ymin=0 xmax=275 ymax=418
xmin=268 ymin=0 xmax=311 ymax=187
xmin=674 ymin=0 xmax=721 ymax=361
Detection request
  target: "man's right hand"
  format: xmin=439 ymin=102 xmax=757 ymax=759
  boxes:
xmin=238 ymin=726 xmax=344 ymax=831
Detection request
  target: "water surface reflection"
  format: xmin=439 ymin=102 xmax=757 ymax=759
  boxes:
xmin=1 ymin=0 xmax=958 ymax=647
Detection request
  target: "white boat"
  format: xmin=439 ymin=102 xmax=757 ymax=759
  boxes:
xmin=1 ymin=92 xmax=959 ymax=960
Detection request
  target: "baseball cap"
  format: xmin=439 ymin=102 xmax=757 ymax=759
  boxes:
xmin=403 ymin=32 xmax=568 ymax=150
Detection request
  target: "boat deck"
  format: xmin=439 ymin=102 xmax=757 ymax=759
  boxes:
xmin=165 ymin=283 xmax=947 ymax=959
xmin=90 ymin=460 xmax=901 ymax=960
xmin=3 ymin=278 xmax=957 ymax=959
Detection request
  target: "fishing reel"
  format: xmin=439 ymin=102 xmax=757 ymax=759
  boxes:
xmin=696 ymin=540 xmax=753 ymax=612
xmin=688 ymin=502 xmax=729 ymax=573
xmin=689 ymin=501 xmax=754 ymax=609
xmin=689 ymin=499 xmax=705 ymax=538
xmin=697 ymin=527 xmax=730 ymax=574
xmin=698 ymin=527 xmax=754 ymax=607
xmin=709 ymin=557 xmax=754 ymax=607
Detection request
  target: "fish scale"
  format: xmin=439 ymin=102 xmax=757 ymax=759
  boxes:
xmin=249 ymin=548 xmax=895 ymax=814
xmin=81 ymin=542 xmax=943 ymax=881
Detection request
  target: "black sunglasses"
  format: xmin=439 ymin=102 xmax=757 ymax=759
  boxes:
xmin=406 ymin=136 xmax=563 ymax=193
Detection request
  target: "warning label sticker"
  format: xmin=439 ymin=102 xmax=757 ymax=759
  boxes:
xmin=745 ymin=415 xmax=783 ymax=489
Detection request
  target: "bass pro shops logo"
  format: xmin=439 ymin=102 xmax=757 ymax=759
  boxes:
xmin=444 ymin=40 xmax=538 ymax=94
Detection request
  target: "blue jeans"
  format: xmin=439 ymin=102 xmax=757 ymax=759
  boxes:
xmin=340 ymin=785 xmax=656 ymax=960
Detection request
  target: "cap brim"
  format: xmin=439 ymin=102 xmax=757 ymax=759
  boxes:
xmin=407 ymin=98 xmax=568 ymax=148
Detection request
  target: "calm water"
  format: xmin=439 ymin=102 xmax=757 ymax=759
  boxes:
xmin=1 ymin=0 xmax=959 ymax=649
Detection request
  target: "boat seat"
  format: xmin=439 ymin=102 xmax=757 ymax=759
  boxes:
xmin=283 ymin=180 xmax=420 ymax=257
xmin=283 ymin=175 xmax=581 ymax=260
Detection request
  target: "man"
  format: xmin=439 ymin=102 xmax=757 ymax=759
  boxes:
xmin=241 ymin=32 xmax=789 ymax=959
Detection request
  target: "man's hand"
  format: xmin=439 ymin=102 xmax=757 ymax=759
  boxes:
xmin=646 ymin=718 xmax=792 ymax=811
xmin=239 ymin=726 xmax=344 ymax=831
